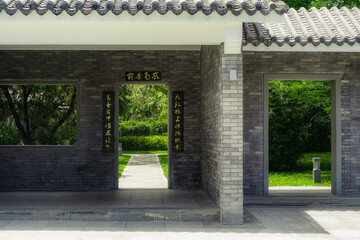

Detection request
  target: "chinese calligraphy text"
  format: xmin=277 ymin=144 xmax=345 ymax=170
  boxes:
xmin=103 ymin=91 xmax=115 ymax=153
xmin=125 ymin=71 xmax=161 ymax=81
xmin=172 ymin=91 xmax=184 ymax=152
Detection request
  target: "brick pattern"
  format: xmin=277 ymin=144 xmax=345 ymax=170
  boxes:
xmin=0 ymin=50 xmax=201 ymax=190
xmin=201 ymin=45 xmax=244 ymax=224
xmin=200 ymin=45 xmax=222 ymax=205
xmin=243 ymin=51 xmax=360 ymax=196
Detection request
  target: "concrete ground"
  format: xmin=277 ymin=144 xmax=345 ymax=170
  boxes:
xmin=1 ymin=155 xmax=360 ymax=239
xmin=0 ymin=153 xmax=219 ymax=222
xmin=119 ymin=154 xmax=167 ymax=189
xmin=0 ymin=206 xmax=359 ymax=239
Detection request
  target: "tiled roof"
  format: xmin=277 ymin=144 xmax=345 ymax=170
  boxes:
xmin=243 ymin=7 xmax=360 ymax=47
xmin=0 ymin=0 xmax=288 ymax=16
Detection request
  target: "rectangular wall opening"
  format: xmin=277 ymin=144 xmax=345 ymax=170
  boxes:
xmin=0 ymin=84 xmax=77 ymax=146
xmin=117 ymin=84 xmax=169 ymax=189
xmin=264 ymin=74 xmax=341 ymax=196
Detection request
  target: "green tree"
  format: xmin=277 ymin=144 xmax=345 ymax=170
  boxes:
xmin=0 ymin=85 xmax=76 ymax=145
xmin=0 ymin=122 xmax=20 ymax=145
xmin=284 ymin=0 xmax=360 ymax=9
xmin=269 ymin=81 xmax=331 ymax=171
xmin=119 ymin=85 xmax=168 ymax=122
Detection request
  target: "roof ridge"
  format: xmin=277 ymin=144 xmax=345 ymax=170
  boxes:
xmin=244 ymin=5 xmax=360 ymax=48
xmin=0 ymin=0 xmax=287 ymax=16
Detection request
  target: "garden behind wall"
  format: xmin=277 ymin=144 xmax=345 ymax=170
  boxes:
xmin=243 ymin=51 xmax=360 ymax=196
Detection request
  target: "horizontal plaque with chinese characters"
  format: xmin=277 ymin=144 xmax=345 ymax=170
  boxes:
xmin=172 ymin=91 xmax=184 ymax=152
xmin=125 ymin=71 xmax=161 ymax=81
xmin=103 ymin=91 xmax=115 ymax=153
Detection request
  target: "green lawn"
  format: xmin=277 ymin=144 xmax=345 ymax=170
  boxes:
xmin=123 ymin=150 xmax=168 ymax=154
xmin=269 ymin=170 xmax=331 ymax=186
xmin=269 ymin=152 xmax=331 ymax=186
xmin=158 ymin=155 xmax=168 ymax=179
xmin=120 ymin=151 xmax=331 ymax=186
xmin=118 ymin=155 xmax=131 ymax=178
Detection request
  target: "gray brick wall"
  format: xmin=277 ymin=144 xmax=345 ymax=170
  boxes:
xmin=201 ymin=45 xmax=244 ymax=224
xmin=243 ymin=51 xmax=360 ymax=196
xmin=0 ymin=50 xmax=201 ymax=190
xmin=200 ymin=45 xmax=222 ymax=205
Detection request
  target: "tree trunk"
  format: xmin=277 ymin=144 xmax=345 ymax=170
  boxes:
xmin=48 ymin=90 xmax=76 ymax=145
xmin=1 ymin=86 xmax=35 ymax=145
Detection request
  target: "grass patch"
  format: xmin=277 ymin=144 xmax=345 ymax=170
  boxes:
xmin=118 ymin=155 xmax=131 ymax=178
xmin=269 ymin=152 xmax=331 ymax=187
xmin=269 ymin=170 xmax=331 ymax=186
xmin=123 ymin=150 xmax=168 ymax=154
xmin=158 ymin=155 xmax=168 ymax=179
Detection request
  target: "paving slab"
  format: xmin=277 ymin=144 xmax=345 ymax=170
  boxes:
xmin=0 ymin=206 xmax=360 ymax=240
xmin=245 ymin=188 xmax=360 ymax=207
xmin=0 ymin=190 xmax=219 ymax=222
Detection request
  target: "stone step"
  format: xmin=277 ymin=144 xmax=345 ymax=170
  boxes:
xmin=0 ymin=208 xmax=220 ymax=222
xmin=245 ymin=196 xmax=360 ymax=207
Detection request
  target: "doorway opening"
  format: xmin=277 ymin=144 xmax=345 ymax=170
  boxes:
xmin=117 ymin=84 xmax=169 ymax=189
xmin=264 ymin=74 xmax=341 ymax=196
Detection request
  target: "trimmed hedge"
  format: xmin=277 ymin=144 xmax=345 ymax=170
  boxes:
xmin=119 ymin=120 xmax=167 ymax=136
xmin=119 ymin=135 xmax=167 ymax=150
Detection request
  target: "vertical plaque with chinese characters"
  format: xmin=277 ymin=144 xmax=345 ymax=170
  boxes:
xmin=172 ymin=91 xmax=184 ymax=152
xmin=103 ymin=91 xmax=115 ymax=153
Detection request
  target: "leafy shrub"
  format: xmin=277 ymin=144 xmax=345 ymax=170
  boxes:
xmin=119 ymin=120 xmax=167 ymax=136
xmin=269 ymin=81 xmax=331 ymax=171
xmin=0 ymin=122 xmax=20 ymax=145
xmin=119 ymin=135 xmax=167 ymax=150
xmin=150 ymin=120 xmax=167 ymax=135
xmin=56 ymin=126 xmax=77 ymax=145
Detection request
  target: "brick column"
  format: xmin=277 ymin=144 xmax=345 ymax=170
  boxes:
xmin=219 ymin=46 xmax=244 ymax=224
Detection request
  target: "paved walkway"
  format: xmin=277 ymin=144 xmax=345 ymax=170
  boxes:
xmin=0 ymin=206 xmax=360 ymax=239
xmin=269 ymin=186 xmax=331 ymax=195
xmin=119 ymin=154 xmax=167 ymax=189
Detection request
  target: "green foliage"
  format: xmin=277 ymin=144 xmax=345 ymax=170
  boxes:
xmin=0 ymin=85 xmax=76 ymax=145
xmin=119 ymin=135 xmax=167 ymax=151
xmin=55 ymin=126 xmax=77 ymax=145
xmin=296 ymin=152 xmax=331 ymax=171
xmin=158 ymin=155 xmax=168 ymax=179
xmin=118 ymin=86 xmax=131 ymax=120
xmin=269 ymin=170 xmax=331 ymax=186
xmin=119 ymin=85 xmax=168 ymax=122
xmin=269 ymin=81 xmax=331 ymax=171
xmin=284 ymin=0 xmax=360 ymax=9
xmin=0 ymin=122 xmax=20 ymax=145
xmin=123 ymin=150 xmax=168 ymax=154
xmin=269 ymin=152 xmax=331 ymax=186
xmin=119 ymin=120 xmax=167 ymax=136
xmin=284 ymin=0 xmax=313 ymax=10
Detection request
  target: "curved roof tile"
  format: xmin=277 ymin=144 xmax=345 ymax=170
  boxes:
xmin=243 ymin=7 xmax=360 ymax=47
xmin=0 ymin=0 xmax=288 ymax=16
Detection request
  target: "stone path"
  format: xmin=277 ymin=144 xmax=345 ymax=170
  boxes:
xmin=119 ymin=154 xmax=167 ymax=189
